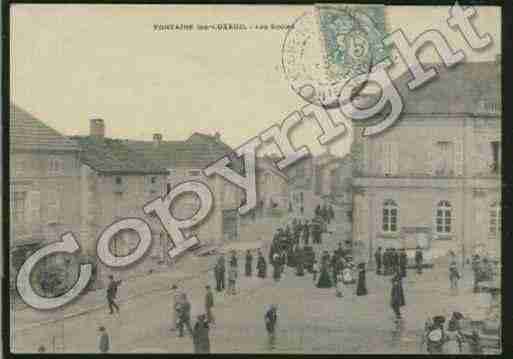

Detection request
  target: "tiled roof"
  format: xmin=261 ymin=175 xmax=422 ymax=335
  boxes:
xmin=353 ymin=61 xmax=501 ymax=122
xmin=72 ymin=136 xmax=168 ymax=175
xmin=10 ymin=103 xmax=79 ymax=152
xmin=395 ymin=61 xmax=501 ymax=114
xmin=125 ymin=132 xmax=242 ymax=171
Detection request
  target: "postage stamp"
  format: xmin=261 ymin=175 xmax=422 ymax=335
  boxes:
xmin=6 ymin=3 xmax=502 ymax=355
xmin=282 ymin=4 xmax=387 ymax=108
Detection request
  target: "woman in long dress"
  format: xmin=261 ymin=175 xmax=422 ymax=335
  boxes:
xmin=356 ymin=263 xmax=368 ymax=296
xmin=316 ymin=252 xmax=333 ymax=288
xmin=257 ymin=251 xmax=267 ymax=278
xmin=192 ymin=314 xmax=211 ymax=353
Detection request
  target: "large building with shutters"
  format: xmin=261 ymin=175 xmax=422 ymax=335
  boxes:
xmin=9 ymin=104 xmax=83 ymax=293
xmin=351 ymin=59 xmax=501 ymax=263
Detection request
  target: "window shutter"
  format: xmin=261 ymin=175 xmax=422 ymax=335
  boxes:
xmin=26 ymin=190 xmax=41 ymax=223
xmin=454 ymin=140 xmax=464 ymax=176
xmin=391 ymin=142 xmax=399 ymax=175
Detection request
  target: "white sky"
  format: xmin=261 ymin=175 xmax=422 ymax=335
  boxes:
xmin=11 ymin=5 xmax=501 ymax=156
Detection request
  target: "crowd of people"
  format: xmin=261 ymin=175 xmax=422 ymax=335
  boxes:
xmin=92 ymin=208 xmax=497 ymax=354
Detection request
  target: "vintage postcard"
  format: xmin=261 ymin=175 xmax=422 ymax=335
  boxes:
xmin=7 ymin=3 xmax=501 ymax=354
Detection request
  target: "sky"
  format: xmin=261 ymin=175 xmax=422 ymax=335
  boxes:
xmin=11 ymin=5 xmax=501 ymax=157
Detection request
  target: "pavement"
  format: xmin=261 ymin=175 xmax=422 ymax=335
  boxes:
xmin=10 ymin=235 xmax=496 ymax=354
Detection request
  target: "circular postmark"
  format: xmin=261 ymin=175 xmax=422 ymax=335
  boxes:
xmin=282 ymin=5 xmax=386 ymax=108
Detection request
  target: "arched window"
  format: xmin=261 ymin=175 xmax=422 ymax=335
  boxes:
xmin=436 ymin=200 xmax=452 ymax=234
xmin=382 ymin=200 xmax=398 ymax=233
xmin=489 ymin=201 xmax=501 ymax=238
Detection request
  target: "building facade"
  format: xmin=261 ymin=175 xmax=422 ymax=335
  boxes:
xmin=352 ymin=60 xmax=501 ymax=263
xmin=72 ymin=119 xmax=169 ymax=286
xmin=127 ymin=132 xmax=243 ymax=246
xmin=10 ymin=104 xmax=83 ymax=295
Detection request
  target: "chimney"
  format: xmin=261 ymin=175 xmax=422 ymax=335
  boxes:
xmin=90 ymin=118 xmax=105 ymax=139
xmin=153 ymin=133 xmax=163 ymax=147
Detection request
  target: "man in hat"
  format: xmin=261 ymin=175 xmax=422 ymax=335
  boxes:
xmin=215 ymin=255 xmax=226 ymax=292
xmin=375 ymin=247 xmax=383 ymax=275
xmin=98 ymin=326 xmax=110 ymax=353
xmin=390 ymin=272 xmax=405 ymax=320
xmin=106 ymin=275 xmax=121 ymax=315
xmin=264 ymin=304 xmax=278 ymax=336
xmin=415 ymin=246 xmax=424 ymax=274
xmin=192 ymin=314 xmax=211 ymax=353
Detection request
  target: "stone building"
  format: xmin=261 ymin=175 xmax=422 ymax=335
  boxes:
xmin=127 ymin=132 xmax=243 ymax=245
xmin=72 ymin=119 xmax=168 ymax=286
xmin=352 ymin=60 xmax=501 ymax=263
xmin=255 ymin=156 xmax=289 ymax=213
xmin=10 ymin=104 xmax=83 ymax=295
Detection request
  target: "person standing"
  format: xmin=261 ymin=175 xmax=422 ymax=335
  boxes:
xmin=335 ymin=270 xmax=344 ymax=297
xmin=356 ymin=263 xmax=368 ymax=296
xmin=399 ymin=248 xmax=408 ymax=278
xmin=106 ymin=275 xmax=121 ymax=315
xmin=264 ymin=305 xmax=278 ymax=337
xmin=328 ymin=204 xmax=335 ymax=223
xmin=302 ymin=220 xmax=310 ymax=246
xmin=375 ymin=247 xmax=383 ymax=275
xmin=227 ymin=264 xmax=238 ymax=295
xmin=415 ymin=246 xmax=424 ymax=274
xmin=272 ymin=253 xmax=281 ymax=282
xmin=472 ymin=254 xmax=481 ymax=293
xmin=98 ymin=326 xmax=110 ymax=353
xmin=443 ymin=313 xmax=464 ymax=354
xmin=316 ymin=252 xmax=333 ymax=288
xmin=170 ymin=284 xmax=182 ymax=331
xmin=177 ymin=293 xmax=193 ymax=337
xmin=257 ymin=250 xmax=267 ymax=278
xmin=229 ymin=250 xmax=238 ymax=269
xmin=295 ymin=245 xmax=305 ymax=276
xmin=449 ymin=259 xmax=460 ymax=292
xmin=245 ymin=250 xmax=253 ymax=277
xmin=192 ymin=314 xmax=211 ymax=353
xmin=215 ymin=256 xmax=226 ymax=292
xmin=390 ymin=272 xmax=405 ymax=320
xmin=391 ymin=248 xmax=399 ymax=275
xmin=426 ymin=316 xmax=446 ymax=354
xmin=205 ymin=285 xmax=215 ymax=325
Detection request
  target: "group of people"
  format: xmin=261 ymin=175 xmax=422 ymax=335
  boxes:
xmin=374 ymin=247 xmax=411 ymax=277
xmin=424 ymin=311 xmax=480 ymax=354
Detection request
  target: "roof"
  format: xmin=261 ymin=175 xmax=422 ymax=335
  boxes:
xmin=125 ymin=132 xmax=242 ymax=171
xmin=10 ymin=103 xmax=79 ymax=152
xmin=395 ymin=61 xmax=501 ymax=115
xmin=71 ymin=136 xmax=168 ymax=175
xmin=353 ymin=61 xmax=501 ymax=124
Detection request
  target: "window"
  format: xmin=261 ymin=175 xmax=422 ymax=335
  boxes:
xmin=489 ymin=201 xmax=501 ymax=238
xmin=48 ymin=157 xmax=64 ymax=175
xmin=47 ymin=189 xmax=60 ymax=224
xmin=380 ymin=142 xmax=398 ymax=176
xmin=14 ymin=192 xmax=26 ymax=224
xmin=382 ymin=199 xmax=398 ymax=233
xmin=434 ymin=141 xmax=454 ymax=176
xmin=490 ymin=141 xmax=500 ymax=174
xmin=435 ymin=200 xmax=452 ymax=234
xmin=151 ymin=176 xmax=157 ymax=184
xmin=115 ymin=177 xmax=123 ymax=185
